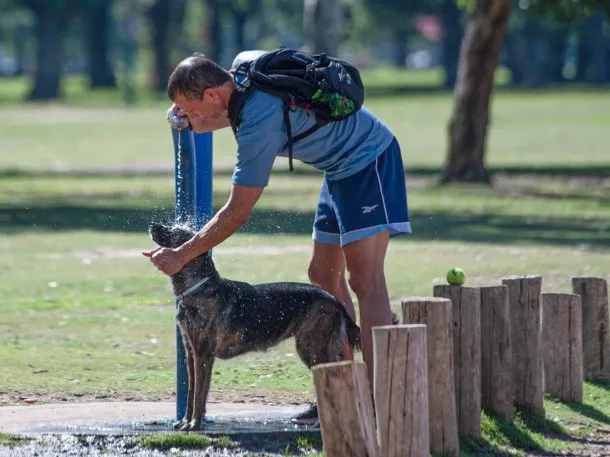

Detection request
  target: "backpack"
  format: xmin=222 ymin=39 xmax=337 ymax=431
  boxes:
xmin=227 ymin=47 xmax=365 ymax=171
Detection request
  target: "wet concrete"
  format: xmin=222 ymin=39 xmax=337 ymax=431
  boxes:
xmin=0 ymin=402 xmax=322 ymax=456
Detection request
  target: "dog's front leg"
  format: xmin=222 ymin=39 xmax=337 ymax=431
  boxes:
xmin=187 ymin=352 xmax=215 ymax=431
xmin=174 ymin=338 xmax=195 ymax=431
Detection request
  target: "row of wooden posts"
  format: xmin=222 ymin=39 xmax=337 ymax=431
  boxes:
xmin=311 ymin=275 xmax=609 ymax=457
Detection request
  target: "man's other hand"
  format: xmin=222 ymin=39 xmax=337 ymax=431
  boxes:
xmin=142 ymin=247 xmax=186 ymax=276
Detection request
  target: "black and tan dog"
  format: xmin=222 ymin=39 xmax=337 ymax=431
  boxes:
xmin=149 ymin=221 xmax=361 ymax=431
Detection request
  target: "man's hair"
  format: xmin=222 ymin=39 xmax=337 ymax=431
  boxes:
xmin=167 ymin=56 xmax=232 ymax=101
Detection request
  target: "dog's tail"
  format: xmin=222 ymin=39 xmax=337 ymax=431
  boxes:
xmin=345 ymin=315 xmax=361 ymax=353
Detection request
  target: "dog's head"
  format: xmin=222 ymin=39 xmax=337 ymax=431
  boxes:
xmin=149 ymin=221 xmax=196 ymax=249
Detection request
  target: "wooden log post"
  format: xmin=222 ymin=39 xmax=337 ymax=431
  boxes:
xmin=541 ymin=293 xmax=583 ymax=403
xmin=480 ymin=285 xmax=513 ymax=423
xmin=433 ymin=285 xmax=481 ymax=438
xmin=402 ymin=297 xmax=459 ymax=457
xmin=312 ymin=361 xmax=380 ymax=457
xmin=373 ymin=324 xmax=430 ymax=457
xmin=502 ymin=275 xmax=544 ymax=414
xmin=572 ymin=277 xmax=610 ymax=381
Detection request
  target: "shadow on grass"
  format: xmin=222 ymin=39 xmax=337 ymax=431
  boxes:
xmin=457 ymin=407 xmax=573 ymax=457
xmin=563 ymin=402 xmax=610 ymax=426
xmin=1 ymin=164 xmax=609 ymax=180
xmin=1 ymin=199 xmax=609 ymax=249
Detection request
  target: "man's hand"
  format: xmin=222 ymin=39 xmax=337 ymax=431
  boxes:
xmin=142 ymin=247 xmax=187 ymax=276
xmin=166 ymin=104 xmax=189 ymax=130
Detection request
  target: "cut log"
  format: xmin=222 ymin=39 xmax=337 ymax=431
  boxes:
xmin=541 ymin=293 xmax=583 ymax=403
xmin=572 ymin=277 xmax=610 ymax=381
xmin=402 ymin=297 xmax=459 ymax=456
xmin=501 ymin=275 xmax=544 ymax=414
xmin=480 ymin=285 xmax=513 ymax=423
xmin=312 ymin=361 xmax=380 ymax=457
xmin=373 ymin=324 xmax=430 ymax=457
xmin=433 ymin=285 xmax=481 ymax=438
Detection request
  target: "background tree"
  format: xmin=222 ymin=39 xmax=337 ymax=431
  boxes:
xmin=441 ymin=0 xmax=610 ymax=184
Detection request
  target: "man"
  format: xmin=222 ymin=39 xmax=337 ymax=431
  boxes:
xmin=143 ymin=50 xmax=411 ymax=425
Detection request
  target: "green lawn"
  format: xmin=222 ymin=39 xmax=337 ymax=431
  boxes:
xmin=0 ymin=87 xmax=609 ymax=456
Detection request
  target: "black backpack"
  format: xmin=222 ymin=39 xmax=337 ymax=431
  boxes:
xmin=227 ymin=47 xmax=365 ymax=171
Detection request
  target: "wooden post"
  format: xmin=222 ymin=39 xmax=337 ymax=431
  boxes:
xmin=433 ymin=285 xmax=481 ymax=438
xmin=373 ymin=324 xmax=430 ymax=457
xmin=541 ymin=293 xmax=583 ymax=403
xmin=502 ymin=275 xmax=544 ymax=414
xmin=572 ymin=277 xmax=610 ymax=381
xmin=402 ymin=297 xmax=459 ymax=457
xmin=480 ymin=285 xmax=513 ymax=423
xmin=312 ymin=361 xmax=380 ymax=457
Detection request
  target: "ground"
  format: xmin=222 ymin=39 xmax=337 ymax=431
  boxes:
xmin=0 ymin=75 xmax=609 ymax=455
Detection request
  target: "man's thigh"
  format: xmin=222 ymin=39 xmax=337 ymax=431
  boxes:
xmin=328 ymin=138 xmax=411 ymax=247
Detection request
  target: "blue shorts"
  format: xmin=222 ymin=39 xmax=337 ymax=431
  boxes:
xmin=312 ymin=137 xmax=412 ymax=247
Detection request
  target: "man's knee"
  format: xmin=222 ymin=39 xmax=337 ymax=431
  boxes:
xmin=346 ymin=268 xmax=385 ymax=300
xmin=308 ymin=261 xmax=343 ymax=290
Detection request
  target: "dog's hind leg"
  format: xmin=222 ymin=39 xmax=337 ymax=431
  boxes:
xmin=185 ymin=350 xmax=215 ymax=431
xmin=295 ymin=309 xmax=344 ymax=368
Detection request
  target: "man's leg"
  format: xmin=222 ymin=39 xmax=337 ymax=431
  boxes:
xmin=342 ymin=230 xmax=393 ymax=385
xmin=308 ymin=241 xmax=356 ymax=360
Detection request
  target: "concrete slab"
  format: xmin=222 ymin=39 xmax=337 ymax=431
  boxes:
xmin=0 ymin=401 xmax=318 ymax=436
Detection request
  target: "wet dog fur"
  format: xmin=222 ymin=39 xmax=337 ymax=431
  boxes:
xmin=149 ymin=221 xmax=361 ymax=431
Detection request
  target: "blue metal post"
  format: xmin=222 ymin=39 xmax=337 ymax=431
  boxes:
xmin=171 ymin=126 xmax=213 ymax=421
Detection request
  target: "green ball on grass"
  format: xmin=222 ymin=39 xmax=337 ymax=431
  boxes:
xmin=447 ymin=267 xmax=466 ymax=286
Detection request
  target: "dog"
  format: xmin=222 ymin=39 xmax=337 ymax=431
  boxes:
xmin=148 ymin=221 xmax=362 ymax=431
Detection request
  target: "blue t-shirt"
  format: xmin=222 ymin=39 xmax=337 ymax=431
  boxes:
xmin=230 ymin=55 xmax=395 ymax=187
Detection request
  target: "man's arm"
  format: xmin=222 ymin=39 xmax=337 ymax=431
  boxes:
xmin=176 ymin=184 xmax=264 ymax=263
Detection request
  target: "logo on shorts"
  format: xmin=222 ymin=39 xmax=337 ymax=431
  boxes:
xmin=361 ymin=204 xmax=379 ymax=214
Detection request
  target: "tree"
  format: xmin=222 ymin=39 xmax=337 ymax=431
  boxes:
xmin=83 ymin=0 xmax=117 ymax=89
xmin=24 ymin=0 xmax=80 ymax=100
xmin=441 ymin=0 xmax=610 ymax=183
xmin=442 ymin=0 xmax=512 ymax=183
xmin=303 ymin=0 xmax=343 ymax=56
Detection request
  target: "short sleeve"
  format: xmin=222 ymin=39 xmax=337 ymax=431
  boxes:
xmin=231 ymin=92 xmax=286 ymax=187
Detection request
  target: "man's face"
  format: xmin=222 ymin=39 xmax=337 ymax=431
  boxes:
xmin=173 ymin=89 xmax=225 ymax=123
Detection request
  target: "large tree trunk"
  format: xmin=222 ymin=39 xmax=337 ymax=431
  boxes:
xmin=441 ymin=0 xmax=512 ymax=184
xmin=205 ymin=0 xmax=223 ymax=62
xmin=303 ymin=0 xmax=342 ymax=56
xmin=147 ymin=0 xmax=171 ymax=92
xmin=440 ymin=0 xmax=464 ymax=89
xmin=86 ymin=0 xmax=117 ymax=89
xmin=28 ymin=4 xmax=67 ymax=100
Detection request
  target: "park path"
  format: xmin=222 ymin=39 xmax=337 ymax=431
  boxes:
xmin=0 ymin=401 xmax=306 ymax=434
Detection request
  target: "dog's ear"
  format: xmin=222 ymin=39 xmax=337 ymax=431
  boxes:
xmin=149 ymin=222 xmax=172 ymax=248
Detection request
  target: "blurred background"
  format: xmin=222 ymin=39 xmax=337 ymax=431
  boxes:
xmin=0 ymin=0 xmax=608 ymax=101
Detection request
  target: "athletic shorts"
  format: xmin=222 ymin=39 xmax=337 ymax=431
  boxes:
xmin=312 ymin=137 xmax=412 ymax=247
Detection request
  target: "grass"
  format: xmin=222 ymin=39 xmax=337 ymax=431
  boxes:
xmin=136 ymin=432 xmax=236 ymax=450
xmin=0 ymin=87 xmax=608 ymax=455
xmin=0 ymin=433 xmax=30 ymax=447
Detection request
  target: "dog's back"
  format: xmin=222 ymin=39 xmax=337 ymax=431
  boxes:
xmin=214 ymin=279 xmax=360 ymax=359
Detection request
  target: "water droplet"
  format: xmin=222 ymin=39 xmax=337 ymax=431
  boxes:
xmin=48 ymin=281 xmax=58 ymax=288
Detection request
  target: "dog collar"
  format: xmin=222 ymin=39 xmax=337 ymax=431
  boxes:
xmin=176 ymin=277 xmax=210 ymax=302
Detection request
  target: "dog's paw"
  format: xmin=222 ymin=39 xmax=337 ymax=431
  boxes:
xmin=173 ymin=419 xmax=189 ymax=430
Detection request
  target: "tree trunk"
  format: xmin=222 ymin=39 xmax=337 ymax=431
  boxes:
xmin=304 ymin=0 xmax=342 ymax=56
xmin=148 ymin=0 xmax=171 ymax=92
xmin=28 ymin=4 xmax=66 ymax=100
xmin=86 ymin=0 xmax=117 ymax=89
xmin=234 ymin=12 xmax=247 ymax=52
xmin=205 ymin=0 xmax=223 ymax=62
xmin=393 ymin=28 xmax=409 ymax=67
xmin=441 ymin=0 xmax=512 ymax=184
xmin=440 ymin=0 xmax=464 ymax=89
